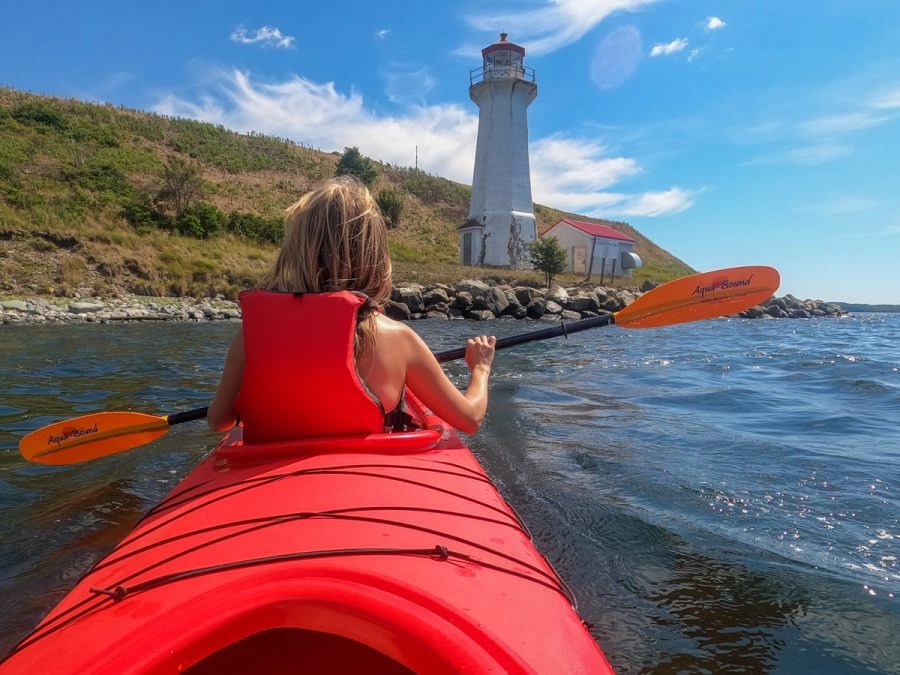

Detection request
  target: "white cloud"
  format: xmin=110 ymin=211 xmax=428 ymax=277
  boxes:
xmin=152 ymin=68 xmax=691 ymax=219
xmin=834 ymin=223 xmax=900 ymax=240
xmin=611 ymin=187 xmax=695 ymax=216
xmin=649 ymin=38 xmax=688 ymax=57
xmin=813 ymin=196 xmax=879 ymax=216
xmin=705 ymin=17 xmax=726 ymax=31
xmin=152 ymin=68 xmax=477 ymax=182
xmin=462 ymin=0 xmax=662 ymax=56
xmin=800 ymin=111 xmax=892 ymax=135
xmin=375 ymin=29 xmax=391 ymax=40
xmin=529 ymin=136 xmax=694 ymax=217
xmin=745 ymin=143 xmax=853 ymax=166
xmin=739 ymin=74 xmax=900 ymax=169
xmin=230 ymin=25 xmax=296 ymax=49
xmin=530 ymin=135 xmax=641 ymax=197
xmin=871 ymin=86 xmax=900 ymax=109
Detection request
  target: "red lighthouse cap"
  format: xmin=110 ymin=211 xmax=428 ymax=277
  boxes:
xmin=481 ymin=32 xmax=525 ymax=58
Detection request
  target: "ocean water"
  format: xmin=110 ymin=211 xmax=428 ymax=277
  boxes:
xmin=0 ymin=314 xmax=897 ymax=673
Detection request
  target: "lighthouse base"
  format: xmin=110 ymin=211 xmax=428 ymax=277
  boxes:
xmin=460 ymin=211 xmax=536 ymax=269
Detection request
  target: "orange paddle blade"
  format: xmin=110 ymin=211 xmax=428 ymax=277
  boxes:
xmin=616 ymin=265 xmax=780 ymax=328
xmin=19 ymin=412 xmax=170 ymax=465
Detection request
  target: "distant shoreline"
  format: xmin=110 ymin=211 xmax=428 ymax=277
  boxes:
xmin=834 ymin=303 xmax=900 ymax=313
xmin=0 ymin=281 xmax=856 ymax=325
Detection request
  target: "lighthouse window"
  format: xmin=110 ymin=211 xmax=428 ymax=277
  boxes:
xmin=494 ymin=50 xmax=511 ymax=66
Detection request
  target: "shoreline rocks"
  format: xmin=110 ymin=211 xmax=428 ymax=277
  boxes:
xmin=0 ymin=295 xmax=243 ymax=325
xmin=1 ymin=283 xmax=847 ymax=325
xmin=737 ymin=294 xmax=847 ymax=319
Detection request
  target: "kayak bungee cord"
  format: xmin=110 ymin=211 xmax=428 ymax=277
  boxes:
xmin=12 ymin=459 xmax=565 ymax=656
xmin=111 ymin=461 xmax=520 ymax=556
xmin=9 ymin=509 xmax=574 ymax=657
xmin=92 ymin=502 xmax=530 ymax=577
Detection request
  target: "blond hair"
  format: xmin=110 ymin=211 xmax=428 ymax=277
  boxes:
xmin=258 ymin=176 xmax=393 ymax=356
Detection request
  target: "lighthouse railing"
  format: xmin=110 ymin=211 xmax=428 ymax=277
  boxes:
xmin=469 ymin=64 xmax=536 ymax=86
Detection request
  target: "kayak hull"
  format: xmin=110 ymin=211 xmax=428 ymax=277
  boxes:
xmin=3 ymin=396 xmax=613 ymax=674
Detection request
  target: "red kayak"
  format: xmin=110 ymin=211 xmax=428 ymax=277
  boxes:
xmin=3 ymin=392 xmax=613 ymax=674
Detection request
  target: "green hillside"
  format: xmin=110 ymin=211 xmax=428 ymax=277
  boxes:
xmin=0 ymin=87 xmax=694 ymax=299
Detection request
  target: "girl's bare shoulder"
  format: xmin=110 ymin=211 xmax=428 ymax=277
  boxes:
xmin=375 ymin=313 xmax=412 ymax=335
xmin=375 ymin=314 xmax=425 ymax=350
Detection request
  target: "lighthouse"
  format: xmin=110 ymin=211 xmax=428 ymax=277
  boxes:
xmin=460 ymin=33 xmax=538 ymax=268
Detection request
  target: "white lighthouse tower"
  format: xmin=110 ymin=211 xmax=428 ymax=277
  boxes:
xmin=459 ymin=33 xmax=537 ymax=268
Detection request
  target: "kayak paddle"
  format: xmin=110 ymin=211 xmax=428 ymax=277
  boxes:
xmin=435 ymin=265 xmax=779 ymax=360
xmin=20 ymin=408 xmax=209 ymax=466
xmin=19 ymin=265 xmax=779 ymax=465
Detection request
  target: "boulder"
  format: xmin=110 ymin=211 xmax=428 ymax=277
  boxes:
xmin=383 ymin=300 xmax=411 ymax=321
xmin=566 ymin=292 xmax=600 ymax=313
xmin=393 ymin=286 xmax=425 ymax=313
xmin=422 ymin=286 xmax=450 ymax=306
xmin=467 ymin=309 xmax=496 ymax=321
xmin=451 ymin=291 xmax=474 ymax=311
xmin=513 ymin=286 xmax=542 ymax=305
xmin=456 ymin=279 xmax=491 ymax=296
xmin=68 ymin=302 xmax=106 ymax=314
xmin=472 ymin=287 xmax=509 ymax=316
xmin=526 ymin=297 xmax=547 ymax=319
xmin=547 ymin=286 xmax=569 ymax=305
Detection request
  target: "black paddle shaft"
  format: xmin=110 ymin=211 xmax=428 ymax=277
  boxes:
xmin=434 ymin=313 xmax=616 ymax=364
xmin=168 ymin=407 xmax=209 ymax=425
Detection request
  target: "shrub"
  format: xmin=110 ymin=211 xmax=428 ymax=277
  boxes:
xmin=336 ymin=147 xmax=378 ymax=185
xmin=157 ymin=156 xmax=203 ymax=216
xmin=377 ymin=187 xmax=404 ymax=228
xmin=121 ymin=200 xmax=161 ymax=229
xmin=175 ymin=202 xmax=226 ymax=238
xmin=11 ymin=101 xmax=69 ymax=131
xmin=226 ymin=211 xmax=283 ymax=243
xmin=527 ymin=236 xmax=567 ymax=287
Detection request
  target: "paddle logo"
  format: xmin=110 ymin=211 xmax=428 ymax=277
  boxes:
xmin=692 ymin=273 xmax=754 ymax=299
xmin=48 ymin=422 xmax=100 ymax=448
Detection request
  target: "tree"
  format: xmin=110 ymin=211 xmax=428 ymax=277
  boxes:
xmin=336 ymin=146 xmax=379 ymax=185
xmin=377 ymin=187 xmax=404 ymax=228
xmin=527 ymin=236 xmax=567 ymax=288
xmin=157 ymin=156 xmax=203 ymax=216
xmin=175 ymin=202 xmax=226 ymax=239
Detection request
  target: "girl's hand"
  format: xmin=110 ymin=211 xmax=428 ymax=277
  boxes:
xmin=465 ymin=335 xmax=496 ymax=373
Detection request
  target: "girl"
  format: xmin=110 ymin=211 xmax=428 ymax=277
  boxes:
xmin=208 ymin=176 xmax=495 ymax=442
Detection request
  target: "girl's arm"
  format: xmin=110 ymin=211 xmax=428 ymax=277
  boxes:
xmin=207 ymin=329 xmax=244 ymax=432
xmin=401 ymin=326 xmax=496 ymax=434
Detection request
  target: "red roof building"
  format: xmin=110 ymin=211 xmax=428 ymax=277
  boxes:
xmin=547 ymin=219 xmax=636 ymax=242
xmin=541 ymin=219 xmax=642 ymax=280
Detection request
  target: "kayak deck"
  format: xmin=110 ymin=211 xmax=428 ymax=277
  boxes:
xmin=3 ymin=398 xmax=612 ymax=674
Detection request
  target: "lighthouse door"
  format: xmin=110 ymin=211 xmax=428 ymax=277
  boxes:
xmin=462 ymin=232 xmax=473 ymax=265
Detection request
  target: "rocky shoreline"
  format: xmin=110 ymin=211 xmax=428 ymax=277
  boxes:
xmin=1 ymin=280 xmax=847 ymax=325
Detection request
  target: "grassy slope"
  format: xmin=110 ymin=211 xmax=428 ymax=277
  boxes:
xmin=0 ymin=87 xmax=694 ymax=298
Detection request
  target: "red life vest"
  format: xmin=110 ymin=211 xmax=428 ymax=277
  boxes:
xmin=235 ymin=289 xmax=386 ymax=444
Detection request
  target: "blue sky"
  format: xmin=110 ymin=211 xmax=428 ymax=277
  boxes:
xmin=3 ymin=0 xmax=899 ymax=303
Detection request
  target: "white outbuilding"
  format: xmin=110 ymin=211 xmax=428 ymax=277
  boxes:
xmin=542 ymin=219 xmax=643 ymax=280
